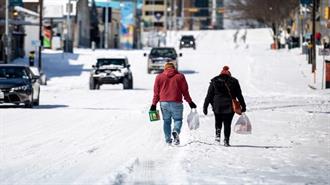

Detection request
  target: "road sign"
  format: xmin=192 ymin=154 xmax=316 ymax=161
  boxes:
xmin=319 ymin=48 xmax=330 ymax=56
xmin=9 ymin=0 xmax=23 ymax=7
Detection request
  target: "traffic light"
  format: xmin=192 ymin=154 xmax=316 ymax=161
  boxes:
xmin=325 ymin=7 xmax=330 ymax=20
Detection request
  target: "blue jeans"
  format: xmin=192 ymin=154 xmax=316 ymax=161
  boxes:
xmin=160 ymin=102 xmax=184 ymax=143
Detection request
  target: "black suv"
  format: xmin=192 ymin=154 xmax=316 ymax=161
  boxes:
xmin=179 ymin=35 xmax=196 ymax=50
xmin=0 ymin=65 xmax=40 ymax=108
xmin=90 ymin=57 xmax=133 ymax=90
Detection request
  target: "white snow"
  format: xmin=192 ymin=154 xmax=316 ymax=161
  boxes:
xmin=1 ymin=28 xmax=329 ymax=185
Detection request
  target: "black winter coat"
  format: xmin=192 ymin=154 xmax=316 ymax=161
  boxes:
xmin=203 ymin=74 xmax=246 ymax=114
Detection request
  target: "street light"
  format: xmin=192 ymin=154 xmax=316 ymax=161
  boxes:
xmin=104 ymin=0 xmax=110 ymax=49
xmin=4 ymin=0 xmax=9 ymax=63
xmin=38 ymin=0 xmax=43 ymax=69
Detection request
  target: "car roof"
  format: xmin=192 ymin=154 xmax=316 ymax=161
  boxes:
xmin=181 ymin=35 xmax=194 ymax=38
xmin=97 ymin=56 xmax=127 ymax=60
xmin=151 ymin=47 xmax=175 ymax=49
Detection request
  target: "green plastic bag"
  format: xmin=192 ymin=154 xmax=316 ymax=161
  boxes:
xmin=149 ymin=110 xmax=160 ymax=122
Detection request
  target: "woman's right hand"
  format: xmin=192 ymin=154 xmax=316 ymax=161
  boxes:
xmin=203 ymin=108 xmax=208 ymax=115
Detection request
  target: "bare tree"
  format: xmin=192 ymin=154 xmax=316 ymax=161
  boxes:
xmin=227 ymin=0 xmax=299 ymax=41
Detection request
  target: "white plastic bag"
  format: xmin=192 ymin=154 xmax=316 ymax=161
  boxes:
xmin=234 ymin=113 xmax=252 ymax=134
xmin=187 ymin=109 xmax=200 ymax=130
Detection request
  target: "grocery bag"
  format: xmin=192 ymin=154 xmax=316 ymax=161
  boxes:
xmin=149 ymin=110 xmax=160 ymax=122
xmin=234 ymin=113 xmax=252 ymax=134
xmin=187 ymin=109 xmax=200 ymax=130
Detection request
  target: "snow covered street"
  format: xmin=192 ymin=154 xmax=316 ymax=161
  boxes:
xmin=1 ymin=29 xmax=329 ymax=184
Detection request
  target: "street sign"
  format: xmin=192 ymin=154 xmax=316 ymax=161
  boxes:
xmin=319 ymin=48 xmax=330 ymax=56
xmin=9 ymin=0 xmax=23 ymax=7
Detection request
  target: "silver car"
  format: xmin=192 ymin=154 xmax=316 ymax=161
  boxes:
xmin=144 ymin=47 xmax=182 ymax=74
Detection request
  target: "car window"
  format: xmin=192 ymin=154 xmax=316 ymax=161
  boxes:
xmin=181 ymin=36 xmax=194 ymax=41
xmin=150 ymin=48 xmax=177 ymax=58
xmin=0 ymin=67 xmax=29 ymax=79
xmin=97 ymin=59 xmax=126 ymax=67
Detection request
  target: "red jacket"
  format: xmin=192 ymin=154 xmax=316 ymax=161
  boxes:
xmin=152 ymin=68 xmax=192 ymax=105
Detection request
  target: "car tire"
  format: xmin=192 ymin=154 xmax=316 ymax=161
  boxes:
xmin=25 ymin=102 xmax=33 ymax=108
xmin=25 ymin=93 xmax=33 ymax=108
xmin=123 ymin=77 xmax=132 ymax=89
xmin=89 ymin=77 xmax=96 ymax=90
xmin=95 ymin=83 xmax=100 ymax=90
xmin=128 ymin=78 xmax=133 ymax=89
xmin=33 ymin=89 xmax=40 ymax=106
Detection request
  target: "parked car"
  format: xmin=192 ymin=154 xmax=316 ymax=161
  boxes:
xmin=89 ymin=57 xmax=133 ymax=90
xmin=144 ymin=47 xmax=182 ymax=74
xmin=287 ymin=36 xmax=300 ymax=49
xmin=179 ymin=35 xmax=196 ymax=50
xmin=0 ymin=64 xmax=40 ymax=108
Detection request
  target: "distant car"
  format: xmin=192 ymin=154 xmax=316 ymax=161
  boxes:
xmin=179 ymin=35 xmax=196 ymax=50
xmin=144 ymin=47 xmax=182 ymax=74
xmin=0 ymin=64 xmax=40 ymax=108
xmin=89 ymin=57 xmax=133 ymax=90
xmin=287 ymin=36 xmax=300 ymax=49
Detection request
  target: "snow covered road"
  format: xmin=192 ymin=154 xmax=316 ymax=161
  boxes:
xmin=1 ymin=29 xmax=329 ymax=185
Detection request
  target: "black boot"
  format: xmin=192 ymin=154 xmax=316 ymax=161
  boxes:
xmin=224 ymin=139 xmax=230 ymax=147
xmin=215 ymin=130 xmax=221 ymax=143
xmin=172 ymin=131 xmax=180 ymax=145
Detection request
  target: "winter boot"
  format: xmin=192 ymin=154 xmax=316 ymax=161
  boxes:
xmin=166 ymin=139 xmax=173 ymax=145
xmin=224 ymin=139 xmax=230 ymax=147
xmin=172 ymin=131 xmax=180 ymax=145
xmin=215 ymin=136 xmax=221 ymax=143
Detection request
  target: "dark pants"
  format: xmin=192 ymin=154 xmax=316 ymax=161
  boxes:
xmin=214 ymin=113 xmax=235 ymax=140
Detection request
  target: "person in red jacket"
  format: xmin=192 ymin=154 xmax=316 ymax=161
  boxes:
xmin=150 ymin=62 xmax=196 ymax=145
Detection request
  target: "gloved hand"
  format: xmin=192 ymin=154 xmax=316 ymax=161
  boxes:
xmin=189 ymin=101 xmax=197 ymax=109
xmin=203 ymin=107 xmax=208 ymax=115
xmin=150 ymin=105 xmax=156 ymax=111
xmin=241 ymin=106 xmax=246 ymax=113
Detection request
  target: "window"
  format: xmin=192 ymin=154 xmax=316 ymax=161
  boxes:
xmin=145 ymin=11 xmax=164 ymax=16
xmin=97 ymin=59 xmax=126 ymax=67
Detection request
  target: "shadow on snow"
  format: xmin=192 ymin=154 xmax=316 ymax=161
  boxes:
xmin=176 ymin=140 xmax=290 ymax=149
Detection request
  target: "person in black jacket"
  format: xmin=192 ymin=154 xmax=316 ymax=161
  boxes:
xmin=203 ymin=66 xmax=246 ymax=146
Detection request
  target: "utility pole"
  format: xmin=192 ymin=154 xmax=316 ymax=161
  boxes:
xmin=312 ymin=0 xmax=316 ymax=79
xmin=211 ymin=0 xmax=216 ymax=29
xmin=181 ymin=0 xmax=184 ymax=29
xmin=65 ymin=0 xmax=73 ymax=53
xmin=38 ymin=0 xmax=43 ymax=70
xmin=174 ymin=0 xmax=177 ymax=30
xmin=164 ymin=0 xmax=168 ymax=31
xmin=105 ymin=0 xmax=110 ymax=49
xmin=4 ymin=0 xmax=9 ymax=63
